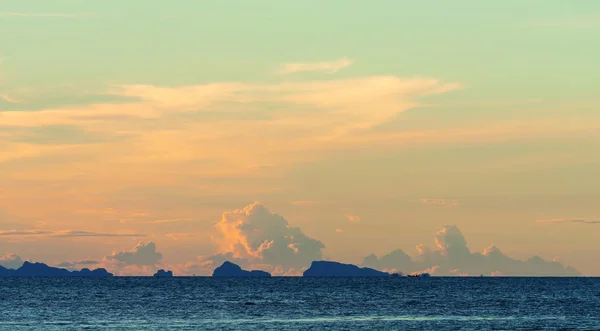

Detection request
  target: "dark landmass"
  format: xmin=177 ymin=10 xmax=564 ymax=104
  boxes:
xmin=153 ymin=269 xmax=174 ymax=278
xmin=303 ymin=261 xmax=392 ymax=277
xmin=0 ymin=261 xmax=113 ymax=277
xmin=212 ymin=261 xmax=271 ymax=277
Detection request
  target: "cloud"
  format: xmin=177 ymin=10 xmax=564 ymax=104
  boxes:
xmin=0 ymin=230 xmax=146 ymax=238
xmin=0 ymin=12 xmax=83 ymax=18
xmin=0 ymin=94 xmax=20 ymax=103
xmin=56 ymin=260 xmax=99 ymax=268
xmin=291 ymin=201 xmax=321 ymax=207
xmin=345 ymin=214 xmax=361 ymax=223
xmin=363 ymin=249 xmax=413 ymax=272
xmin=420 ymin=198 xmax=459 ymax=208
xmin=362 ymin=225 xmax=579 ymax=276
xmin=0 ymin=230 xmax=52 ymax=236
xmin=537 ymin=218 xmax=600 ymax=224
xmin=211 ymin=202 xmax=325 ymax=270
xmin=526 ymin=16 xmax=600 ymax=29
xmin=275 ymin=58 xmax=354 ymax=75
xmin=105 ymin=242 xmax=163 ymax=266
xmin=119 ymin=219 xmax=191 ymax=225
xmin=0 ymin=253 xmax=24 ymax=269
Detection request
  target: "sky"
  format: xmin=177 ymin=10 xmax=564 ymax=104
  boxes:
xmin=1 ymin=1 xmax=599 ymax=276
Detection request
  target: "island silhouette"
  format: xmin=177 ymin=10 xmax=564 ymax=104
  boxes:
xmin=0 ymin=261 xmax=113 ymax=277
xmin=0 ymin=260 xmax=431 ymax=277
xmin=304 ymin=261 xmax=393 ymax=277
xmin=153 ymin=269 xmax=174 ymax=278
xmin=212 ymin=261 xmax=271 ymax=277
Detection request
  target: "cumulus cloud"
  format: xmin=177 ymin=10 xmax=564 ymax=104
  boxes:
xmin=210 ymin=202 xmax=325 ymax=270
xmin=537 ymin=218 xmax=600 ymax=224
xmin=363 ymin=249 xmax=413 ymax=272
xmin=362 ymin=225 xmax=579 ymax=276
xmin=0 ymin=253 xmax=24 ymax=269
xmin=275 ymin=58 xmax=354 ymax=75
xmin=105 ymin=242 xmax=162 ymax=266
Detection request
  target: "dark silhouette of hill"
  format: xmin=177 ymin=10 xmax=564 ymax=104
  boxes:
xmin=303 ymin=261 xmax=392 ymax=277
xmin=212 ymin=261 xmax=271 ymax=277
xmin=0 ymin=261 xmax=113 ymax=277
xmin=153 ymin=269 xmax=174 ymax=278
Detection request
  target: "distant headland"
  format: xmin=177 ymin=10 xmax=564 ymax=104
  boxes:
xmin=0 ymin=261 xmax=113 ymax=277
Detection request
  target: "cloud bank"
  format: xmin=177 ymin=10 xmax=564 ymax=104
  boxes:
xmin=362 ymin=225 xmax=579 ymax=276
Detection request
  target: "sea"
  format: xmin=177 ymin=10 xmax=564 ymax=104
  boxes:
xmin=1 ymin=277 xmax=599 ymax=330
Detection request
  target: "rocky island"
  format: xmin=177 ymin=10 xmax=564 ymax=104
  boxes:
xmin=153 ymin=269 xmax=174 ymax=278
xmin=212 ymin=261 xmax=271 ymax=277
xmin=303 ymin=261 xmax=392 ymax=277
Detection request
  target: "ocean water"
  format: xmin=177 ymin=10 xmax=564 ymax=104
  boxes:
xmin=1 ymin=277 xmax=600 ymax=330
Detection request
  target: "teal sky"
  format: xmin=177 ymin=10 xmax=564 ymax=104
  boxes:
xmin=1 ymin=1 xmax=599 ymax=276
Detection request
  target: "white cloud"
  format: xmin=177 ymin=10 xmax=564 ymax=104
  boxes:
xmin=275 ymin=57 xmax=354 ymax=75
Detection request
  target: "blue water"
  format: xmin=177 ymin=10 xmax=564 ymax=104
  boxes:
xmin=1 ymin=277 xmax=600 ymax=330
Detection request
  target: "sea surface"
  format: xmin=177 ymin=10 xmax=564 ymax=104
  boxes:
xmin=1 ymin=277 xmax=600 ymax=330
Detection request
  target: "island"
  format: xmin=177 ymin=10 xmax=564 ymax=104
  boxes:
xmin=0 ymin=261 xmax=113 ymax=277
xmin=303 ymin=261 xmax=392 ymax=277
xmin=153 ymin=269 xmax=174 ymax=278
xmin=212 ymin=261 xmax=271 ymax=277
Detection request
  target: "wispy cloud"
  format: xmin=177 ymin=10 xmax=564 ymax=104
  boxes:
xmin=0 ymin=94 xmax=20 ymax=103
xmin=275 ymin=57 xmax=354 ymax=75
xmin=524 ymin=15 xmax=600 ymax=29
xmin=291 ymin=201 xmax=321 ymax=207
xmin=56 ymin=260 xmax=100 ymax=268
xmin=0 ymin=12 xmax=84 ymax=18
xmin=537 ymin=218 xmax=600 ymax=224
xmin=119 ymin=219 xmax=191 ymax=225
xmin=0 ymin=230 xmax=147 ymax=237
xmin=420 ymin=198 xmax=459 ymax=208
